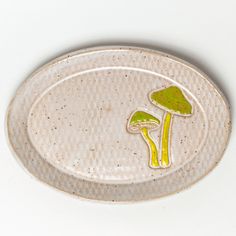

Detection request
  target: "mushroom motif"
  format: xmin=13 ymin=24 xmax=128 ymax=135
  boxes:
xmin=149 ymin=86 xmax=193 ymax=167
xmin=127 ymin=110 xmax=161 ymax=168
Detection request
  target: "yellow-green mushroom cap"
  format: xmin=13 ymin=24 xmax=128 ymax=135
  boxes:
xmin=127 ymin=110 xmax=160 ymax=133
xmin=149 ymin=86 xmax=193 ymax=116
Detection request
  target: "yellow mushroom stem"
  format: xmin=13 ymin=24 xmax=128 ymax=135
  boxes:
xmin=141 ymin=127 xmax=159 ymax=168
xmin=161 ymin=112 xmax=172 ymax=167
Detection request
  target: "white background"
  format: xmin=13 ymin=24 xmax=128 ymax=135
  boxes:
xmin=0 ymin=1 xmax=235 ymax=235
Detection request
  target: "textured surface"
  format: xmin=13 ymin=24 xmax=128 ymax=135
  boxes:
xmin=7 ymin=46 xmax=231 ymax=201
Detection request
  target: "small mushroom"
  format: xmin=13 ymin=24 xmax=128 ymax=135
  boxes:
xmin=149 ymin=86 xmax=193 ymax=167
xmin=127 ymin=110 xmax=161 ymax=168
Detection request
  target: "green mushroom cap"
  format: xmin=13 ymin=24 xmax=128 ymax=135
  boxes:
xmin=149 ymin=86 xmax=193 ymax=116
xmin=127 ymin=110 xmax=160 ymax=133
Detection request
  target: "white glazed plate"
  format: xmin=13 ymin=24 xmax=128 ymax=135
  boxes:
xmin=6 ymin=46 xmax=231 ymax=201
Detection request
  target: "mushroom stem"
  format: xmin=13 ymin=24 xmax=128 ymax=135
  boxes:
xmin=141 ymin=127 xmax=159 ymax=168
xmin=161 ymin=112 xmax=172 ymax=167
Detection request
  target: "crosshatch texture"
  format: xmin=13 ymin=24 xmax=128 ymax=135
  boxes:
xmin=7 ymin=46 xmax=231 ymax=201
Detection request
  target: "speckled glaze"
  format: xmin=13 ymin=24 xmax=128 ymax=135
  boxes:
xmin=6 ymin=46 xmax=231 ymax=202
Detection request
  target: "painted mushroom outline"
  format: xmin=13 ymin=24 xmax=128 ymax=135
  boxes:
xmin=149 ymin=86 xmax=193 ymax=167
xmin=127 ymin=110 xmax=161 ymax=168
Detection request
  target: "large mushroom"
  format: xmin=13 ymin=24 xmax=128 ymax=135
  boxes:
xmin=127 ymin=110 xmax=161 ymax=168
xmin=149 ymin=86 xmax=193 ymax=167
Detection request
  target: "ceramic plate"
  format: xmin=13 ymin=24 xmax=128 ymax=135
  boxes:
xmin=6 ymin=46 xmax=231 ymax=201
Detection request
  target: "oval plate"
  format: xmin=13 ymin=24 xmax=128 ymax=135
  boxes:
xmin=7 ymin=46 xmax=231 ymax=202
